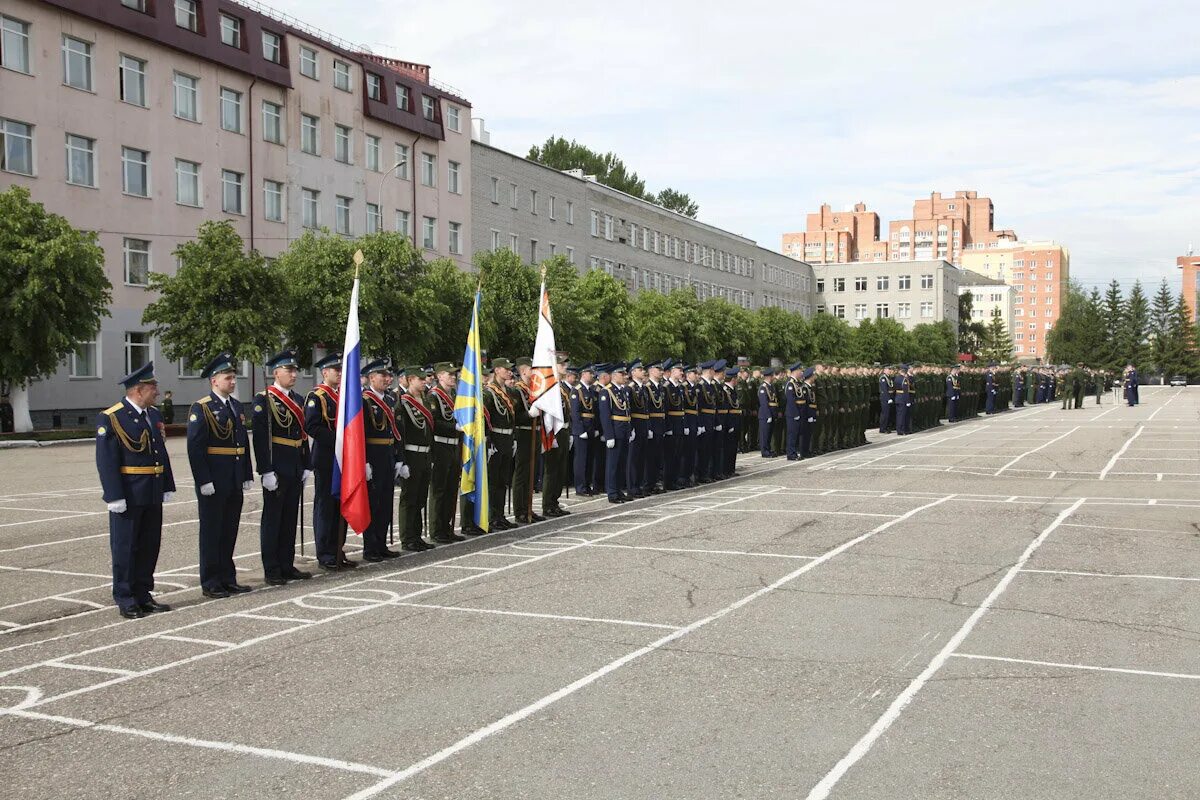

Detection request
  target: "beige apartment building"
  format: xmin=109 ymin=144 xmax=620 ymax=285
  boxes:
xmin=960 ymin=241 xmax=1070 ymax=361
xmin=0 ymin=0 xmax=471 ymax=426
xmin=810 ymin=260 xmax=962 ymax=332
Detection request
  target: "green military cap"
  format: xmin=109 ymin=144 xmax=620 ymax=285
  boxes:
xmin=491 ymin=357 xmax=513 ymax=370
xmin=433 ymin=361 xmax=456 ymax=374
xmin=556 ymin=354 xmax=570 ymax=364
xmin=403 ymin=365 xmax=424 ymax=376
xmin=514 ymin=356 xmax=533 ymax=368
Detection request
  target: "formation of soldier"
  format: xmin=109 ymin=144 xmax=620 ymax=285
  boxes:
xmin=94 ymin=352 xmax=1135 ymax=619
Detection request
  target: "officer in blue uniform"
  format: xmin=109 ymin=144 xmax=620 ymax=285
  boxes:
xmin=361 ymin=358 xmax=404 ymax=561
xmin=946 ymin=365 xmax=962 ymax=422
xmin=722 ymin=366 xmax=741 ymax=477
xmin=679 ymin=364 xmax=700 ymax=486
xmin=799 ymin=367 xmax=818 ymax=458
xmin=984 ymin=362 xmax=997 ymax=414
xmin=590 ymin=364 xmax=609 ymax=496
xmin=758 ymin=367 xmax=777 ymax=457
xmin=894 ymin=364 xmax=913 ymax=435
xmin=1013 ymin=368 xmax=1025 ymax=408
xmin=599 ymin=362 xmax=632 ymax=503
xmin=96 ymin=361 xmax=176 ymax=619
xmin=709 ymin=359 xmax=728 ymax=479
xmin=626 ymin=360 xmax=649 ymax=497
xmin=663 ymin=360 xmax=685 ymax=488
xmin=645 ymin=361 xmax=667 ymax=493
xmin=570 ymin=364 xmax=597 ymax=495
xmin=878 ymin=365 xmax=895 ymax=433
xmin=1124 ymin=364 xmax=1139 ymax=406
xmin=304 ymin=352 xmax=353 ymax=571
xmin=187 ymin=353 xmax=254 ymax=598
xmin=784 ymin=362 xmax=803 ymax=460
xmin=253 ymin=350 xmax=313 ymax=586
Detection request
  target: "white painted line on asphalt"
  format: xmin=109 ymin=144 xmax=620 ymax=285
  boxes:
xmin=51 ymin=596 xmax=105 ymax=609
xmin=1 ymin=708 xmax=397 ymax=777
xmin=1098 ymin=426 xmax=1144 ymax=480
xmin=993 ymin=426 xmax=1080 ymax=476
xmin=951 ymin=653 xmax=1200 ymax=681
xmin=1088 ymin=406 xmax=1118 ymax=421
xmin=707 ymin=508 xmax=901 ymax=518
xmin=368 ymin=578 xmax=447 ymax=587
xmin=391 ymin=602 xmax=683 ymax=631
xmin=155 ymin=634 xmax=237 ymax=648
xmin=583 ymin=542 xmax=819 ymax=560
xmin=231 ymin=612 xmax=315 ymax=625
xmin=0 ymin=564 xmax=111 ymax=580
xmin=1021 ymin=568 xmax=1200 ymax=583
xmin=46 ymin=661 xmax=138 ymax=677
xmin=803 ymin=497 xmax=1086 ymax=800
xmin=338 ymin=494 xmax=957 ymax=800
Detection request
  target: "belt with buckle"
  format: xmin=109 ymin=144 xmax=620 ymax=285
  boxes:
xmin=206 ymin=446 xmax=244 ymax=456
xmin=120 ymin=465 xmax=163 ymax=475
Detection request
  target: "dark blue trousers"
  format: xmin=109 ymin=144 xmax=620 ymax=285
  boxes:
xmin=759 ymin=415 xmax=773 ymax=456
xmin=312 ymin=478 xmax=341 ymax=567
xmin=573 ymin=433 xmax=592 ymax=493
xmin=110 ymin=503 xmax=162 ymax=610
xmin=363 ymin=475 xmax=393 ymax=557
xmin=260 ymin=476 xmax=301 ymax=578
xmin=198 ymin=489 xmax=243 ymax=590
xmin=605 ymin=438 xmax=628 ymax=500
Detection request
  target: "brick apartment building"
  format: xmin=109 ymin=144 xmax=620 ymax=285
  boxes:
xmin=960 ymin=241 xmax=1070 ymax=361
xmin=780 ymin=202 xmax=886 ymax=264
xmin=1179 ymin=252 xmax=1200 ymax=323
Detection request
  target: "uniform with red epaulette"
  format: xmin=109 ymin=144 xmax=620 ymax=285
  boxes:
xmin=361 ymin=359 xmax=405 ymax=561
xmin=304 ymin=352 xmax=354 ymax=571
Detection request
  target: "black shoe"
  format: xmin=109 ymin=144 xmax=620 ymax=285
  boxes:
xmin=619 ymin=493 xmax=634 ymax=502
xmin=319 ymin=561 xmax=340 ymax=571
xmin=362 ymin=553 xmax=385 ymax=563
xmin=138 ymin=599 xmax=171 ymax=614
xmin=555 ymin=506 xmax=571 ymax=515
xmin=224 ymin=583 xmax=252 ymax=594
xmin=544 ymin=507 xmax=566 ymax=518
xmin=338 ymin=557 xmax=358 ymax=569
xmin=285 ymin=569 xmax=313 ymax=580
xmin=264 ymin=575 xmax=289 ymax=586
xmin=608 ymin=496 xmax=624 ymax=504
xmin=494 ymin=518 xmax=516 ymax=531
xmin=401 ymin=541 xmax=432 ymax=553
xmin=432 ymin=533 xmax=467 ymax=543
xmin=525 ymin=513 xmax=547 ymax=523
xmin=381 ymin=549 xmax=402 ymax=559
xmin=119 ymin=606 xmax=145 ymax=619
xmin=202 ymin=587 xmax=230 ymax=599
xmin=461 ymin=526 xmax=487 ymax=537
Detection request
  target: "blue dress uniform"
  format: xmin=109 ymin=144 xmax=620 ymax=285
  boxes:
xmin=361 ymin=359 xmax=403 ymax=561
xmin=187 ymin=353 xmax=253 ymax=597
xmin=946 ymin=370 xmax=961 ymax=422
xmin=663 ymin=361 xmax=686 ymax=488
xmin=304 ymin=353 xmax=351 ymax=570
xmin=599 ymin=364 xmax=632 ymax=503
xmin=1124 ymin=366 xmax=1139 ymax=406
xmin=984 ymin=364 xmax=997 ymax=414
xmin=878 ymin=370 xmax=895 ymax=433
xmin=894 ymin=366 xmax=913 ymax=435
xmin=589 ymin=367 xmax=609 ymax=495
xmin=1013 ymin=370 xmax=1025 ymax=407
xmin=626 ymin=363 xmax=650 ymax=497
xmin=722 ymin=370 xmax=741 ymax=476
xmin=785 ymin=364 xmax=803 ymax=460
xmin=709 ymin=359 xmax=728 ymax=480
xmin=695 ymin=362 xmax=718 ymax=482
xmin=252 ymin=350 xmax=313 ymax=585
xmin=645 ymin=368 xmax=667 ymax=493
xmin=799 ymin=368 xmax=818 ymax=457
xmin=570 ymin=370 xmax=597 ymax=495
xmin=679 ymin=370 xmax=700 ymax=486
xmin=757 ymin=367 xmax=777 ymax=457
xmin=96 ymin=362 xmax=176 ymax=618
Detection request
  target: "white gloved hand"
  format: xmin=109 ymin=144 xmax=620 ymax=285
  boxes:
xmin=606 ymin=439 xmax=615 ymax=449
xmin=262 ymin=472 xmax=279 ymax=492
xmin=578 ymin=433 xmax=589 ymax=441
xmin=715 ymin=425 xmax=723 ymax=432
xmin=107 ymin=499 xmax=127 ymax=514
xmin=793 ymin=417 xmax=800 ymax=422
xmin=888 ymin=399 xmax=894 ymax=404
xmin=647 ymin=430 xmax=654 ymax=440
xmin=488 ymin=445 xmax=497 ymax=458
xmin=162 ymin=492 xmax=174 ymax=503
xmin=683 ymin=428 xmax=690 ymax=435
xmin=511 ymin=441 xmax=517 ymax=458
xmin=808 ymin=417 xmax=816 ymax=423
xmin=242 ymin=480 xmax=255 ymax=492
xmin=528 ymin=405 xmax=541 ymax=417
xmin=301 ymin=470 xmax=312 ymax=486
xmin=396 ymin=463 xmax=410 ymax=480
xmin=629 ymin=430 xmax=636 ymax=442
xmin=366 ymin=463 xmax=374 ymax=481
xmin=200 ymin=482 xmax=216 ymax=497
xmin=698 ymin=426 xmax=706 ymax=435
xmin=765 ymin=416 xmax=771 ymax=424
xmin=665 ymin=430 xmax=673 ymax=436
xmin=906 ymin=403 xmax=912 ymax=408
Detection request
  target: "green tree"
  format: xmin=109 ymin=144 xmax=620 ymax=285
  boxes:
xmin=957 ymin=290 xmax=987 ymax=357
xmin=570 ymin=266 xmax=631 ymax=361
xmin=476 ymin=248 xmax=537 ymax=358
xmin=982 ymin=308 xmax=1014 ymax=363
xmin=419 ymin=259 xmax=476 ymax=362
xmin=655 ymin=188 xmax=699 ymax=218
xmin=695 ymin=298 xmax=752 ymax=360
xmin=0 ymin=185 xmax=110 ymax=431
xmin=749 ymin=306 xmax=812 ymax=364
xmin=1161 ymin=293 xmax=1200 ymax=379
xmin=1046 ymin=282 xmax=1104 ymax=365
xmin=911 ymin=321 xmax=958 ymax=364
xmin=1101 ymin=279 xmax=1124 ymax=370
xmin=143 ymin=220 xmax=283 ymax=373
xmin=852 ymin=318 xmax=913 ymax=364
xmin=527 ymin=136 xmax=649 ymax=199
xmin=1150 ymin=279 xmax=1175 ymax=374
xmin=809 ymin=313 xmax=853 ymax=361
xmin=629 ymin=290 xmax=693 ymax=361
xmin=1119 ymin=280 xmax=1152 ymax=370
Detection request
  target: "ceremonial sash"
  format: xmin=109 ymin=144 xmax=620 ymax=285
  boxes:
xmin=401 ymin=394 xmax=434 ymax=427
xmin=364 ymin=391 xmax=400 ymax=440
xmin=267 ymin=386 xmax=307 ymax=440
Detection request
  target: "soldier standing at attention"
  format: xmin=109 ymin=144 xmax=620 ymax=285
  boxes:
xmin=758 ymin=367 xmax=778 ymax=457
xmin=1013 ymin=368 xmax=1025 ymax=408
xmin=799 ymin=367 xmax=818 ymax=458
xmin=187 ymin=353 xmax=254 ymax=598
xmin=305 ymin=353 xmax=353 ymax=571
xmin=893 ymin=364 xmax=912 ymax=435
xmin=511 ymin=358 xmax=544 ymax=524
xmin=625 ymin=360 xmax=649 ymax=496
xmin=397 ymin=366 xmax=438 ymax=551
xmin=252 ymin=350 xmax=313 ymax=586
xmin=592 ymin=364 xmax=611 ymax=496
xmin=570 ymin=364 xmax=597 ymax=496
xmin=484 ymin=358 xmax=517 ymax=529
xmin=645 ymin=361 xmax=667 ymax=493
xmin=161 ymin=390 xmax=175 ymax=425
xmin=361 ymin=359 xmax=405 ymax=561
xmin=785 ymin=362 xmax=804 ymax=460
xmin=96 ymin=361 xmax=175 ymax=618
xmin=984 ymin=362 xmax=997 ymax=414
xmin=680 ymin=364 xmax=701 ymax=487
xmin=600 ymin=363 xmax=633 ymax=503
xmin=722 ymin=367 xmax=742 ymax=476
xmin=946 ymin=365 xmax=961 ymax=423
xmin=541 ymin=361 xmax=574 ymax=517
xmin=428 ymin=362 xmax=469 ymax=539
xmin=663 ymin=360 xmax=686 ymax=487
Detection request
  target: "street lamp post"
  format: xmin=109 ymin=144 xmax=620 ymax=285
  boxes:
xmin=375 ymin=159 xmax=407 ymax=233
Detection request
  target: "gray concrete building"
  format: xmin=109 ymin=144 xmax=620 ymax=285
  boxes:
xmin=470 ymin=136 xmax=814 ymax=313
xmin=811 ymin=260 xmax=962 ymax=331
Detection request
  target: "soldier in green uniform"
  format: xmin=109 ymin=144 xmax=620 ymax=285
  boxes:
xmin=395 ymin=367 xmax=436 ymax=551
xmin=483 ymin=358 xmax=517 ymax=530
xmin=541 ymin=360 xmax=573 ymax=518
xmin=425 ymin=362 xmax=469 ymax=540
xmin=161 ymin=390 xmax=175 ymax=425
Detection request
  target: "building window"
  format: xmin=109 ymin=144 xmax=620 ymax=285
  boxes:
xmin=548 ymin=195 xmax=556 ymax=220
xmin=446 ymin=105 xmax=461 ymax=132
xmin=261 ymin=100 xmax=283 ymax=144
xmin=366 ymin=73 xmax=382 ymax=101
xmin=366 ymin=202 xmax=381 ymax=233
xmin=1 ymin=118 xmax=33 ymax=175
xmin=920 ymin=274 xmax=934 ymax=289
xmin=173 ymin=72 xmax=199 ymax=121
xmin=300 ymin=114 xmax=318 ymax=155
xmin=175 ymin=158 xmax=200 ymax=206
xmin=121 ymin=0 xmax=147 ymax=9
xmin=509 ymin=233 xmax=518 ymax=252
xmin=898 ymin=274 xmax=911 ymax=290
xmin=420 ymin=152 xmax=436 ymax=187
xmin=366 ymin=135 xmax=381 ymax=171
xmin=854 ymin=304 xmax=868 ymax=320
xmin=220 ymin=88 xmax=242 ymax=133
xmin=422 ymin=216 xmax=436 ymax=250
xmin=70 ymin=337 xmax=99 ymax=378
xmin=65 ymin=133 xmax=95 ymax=187
xmin=396 ymin=85 xmax=410 ymax=111
xmin=262 ymin=31 xmax=281 ymax=63
xmin=118 ymin=55 xmax=147 ymax=107
xmin=393 ymin=143 xmax=410 ymax=178
xmin=333 ymin=60 xmax=351 ymax=91
xmin=421 ymin=95 xmax=435 ymax=120
xmin=877 ymin=275 xmax=889 ymax=290
xmin=566 ymin=246 xmax=575 ymax=264
xmin=590 ymin=210 xmax=599 ymax=236
xmin=125 ymin=332 xmax=152 ymax=374
xmin=301 ymin=188 xmax=318 ymax=228
xmin=1 ymin=15 xmax=31 ymax=74
xmin=121 ymin=146 xmax=149 ymax=197
xmin=832 ymin=304 xmax=845 ymax=318
xmin=221 ymin=169 xmax=244 ymax=214
xmin=335 ymin=195 xmax=351 ymax=235
xmin=490 ymin=176 xmax=499 ymax=203
xmin=604 ymin=215 xmax=614 ymax=240
xmin=448 ymin=160 xmax=461 ymax=194
xmin=263 ymin=179 xmax=283 ymax=222
xmin=62 ymin=36 xmax=93 ymax=91
xmin=334 ymin=124 xmax=351 ymax=163
xmin=509 ymin=183 xmax=518 ymax=208
xmin=897 ymin=302 xmax=911 ymax=318
xmin=219 ymin=13 xmax=241 ymax=48
xmin=854 ymin=276 xmax=867 ymax=292
xmin=530 ymin=239 xmax=538 ymax=262
xmin=122 ymin=237 xmax=151 ymax=286
xmin=566 ymin=201 xmax=574 ymax=224
xmin=920 ymin=301 xmax=933 ymax=318
xmin=174 ymin=0 xmax=197 ymax=31
xmin=876 ymin=303 xmax=889 ymax=319
xmin=833 ymin=277 xmax=845 ymax=292
xmin=530 ymin=189 xmax=538 ymax=214
xmin=448 ymin=221 xmax=462 ymax=255
xmin=394 ymin=209 xmax=410 ymax=238
xmin=299 ymin=45 xmax=318 ymax=79
xmin=490 ymin=229 xmax=501 ymax=251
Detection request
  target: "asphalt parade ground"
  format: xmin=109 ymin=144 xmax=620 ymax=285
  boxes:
xmin=0 ymin=386 xmax=1197 ymax=799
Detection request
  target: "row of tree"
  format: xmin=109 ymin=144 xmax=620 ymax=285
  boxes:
xmin=1046 ymin=279 xmax=1200 ymax=377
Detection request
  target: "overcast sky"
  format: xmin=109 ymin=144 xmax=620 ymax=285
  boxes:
xmin=281 ymin=0 xmax=1199 ymax=294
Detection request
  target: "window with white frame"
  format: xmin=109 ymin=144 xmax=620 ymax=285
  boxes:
xmin=422 ymin=216 xmax=436 ymax=250
xmin=530 ymin=189 xmax=537 ymax=214
xmin=300 ymin=114 xmax=318 ymax=154
xmin=899 ymin=274 xmax=913 ymax=290
xmin=605 ymin=215 xmax=613 ymax=240
xmin=396 ymin=85 xmax=410 ymax=111
xmin=832 ymin=304 xmax=845 ymax=318
xmin=333 ymin=60 xmax=351 ymax=91
xmin=173 ymin=72 xmax=198 ymax=121
xmin=447 ymin=222 xmax=462 ymax=254
xmin=334 ymin=124 xmax=351 ymax=163
xmin=366 ymin=135 xmax=380 ymax=171
xmin=897 ymin=302 xmax=911 ymax=318
xmin=119 ymin=55 xmax=147 ymax=106
xmin=590 ymin=210 xmax=599 ymax=236
xmin=62 ymin=36 xmax=93 ymax=91
xmin=446 ymin=105 xmax=461 ymax=132
xmin=566 ymin=201 xmax=574 ymax=224
xmin=920 ymin=273 xmax=934 ymax=289
xmin=421 ymin=95 xmax=435 ymax=120
xmin=220 ymin=87 xmax=242 ymax=133
xmin=220 ymin=13 xmax=242 ymax=48
xmin=174 ymin=0 xmax=197 ymax=31
xmin=490 ymin=176 xmax=499 ymax=203
xmin=1 ymin=15 xmax=31 ymax=74
xmin=920 ymin=301 xmax=933 ymax=318
xmin=261 ymin=100 xmax=283 ymax=144
xmin=175 ymin=158 xmax=200 ymax=206
xmin=394 ymin=209 xmax=410 ymax=238
xmin=299 ymin=45 xmax=318 ymax=79
xmin=393 ymin=143 xmax=409 ymax=178
xmin=263 ymin=179 xmax=283 ymax=222
xmin=876 ymin=303 xmax=889 ymax=318
xmin=70 ymin=337 xmax=99 ymax=378
xmin=65 ymin=133 xmax=95 ymax=187
xmin=490 ymin=229 xmax=501 ymax=251
xmin=529 ymin=240 xmax=537 ymax=262
xmin=123 ymin=237 xmax=150 ymax=285
xmin=420 ymin=152 xmax=435 ymax=186
xmin=854 ymin=304 xmax=868 ymax=320
xmin=566 ymin=246 xmax=574 ymax=264
xmin=448 ymin=160 xmax=460 ymax=194
xmin=854 ymin=276 xmax=867 ymax=291
xmin=221 ymin=169 xmax=243 ymax=214
xmin=510 ymin=233 xmax=518 ymax=252
xmin=366 ymin=202 xmax=381 ymax=233
xmin=1 ymin=118 xmax=33 ymax=175
xmin=121 ymin=146 xmax=149 ymax=197
xmin=877 ymin=275 xmax=889 ymax=290
xmin=335 ymin=196 xmax=351 ymax=235
xmin=125 ymin=331 xmax=152 ymax=374
xmin=301 ymin=187 xmax=318 ymax=228
xmin=262 ymin=31 xmax=281 ymax=63
xmin=366 ymin=73 xmax=382 ymax=101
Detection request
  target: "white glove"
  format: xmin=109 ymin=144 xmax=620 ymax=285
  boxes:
xmin=488 ymin=445 xmax=497 ymax=458
xmin=715 ymin=425 xmax=723 ymax=432
xmin=629 ymin=430 xmax=636 ymax=442
xmin=647 ymin=430 xmax=654 ymax=440
xmin=301 ymin=470 xmax=312 ymax=486
xmin=606 ymin=439 xmax=615 ymax=449
xmin=765 ymin=416 xmax=771 ymax=424
xmin=698 ymin=426 xmax=706 ymax=435
xmin=578 ymin=434 xmax=588 ymax=441
xmin=242 ymin=480 xmax=254 ymax=492
xmin=262 ymin=472 xmax=279 ymax=492
xmin=684 ymin=428 xmax=690 ymax=435
xmin=162 ymin=492 xmax=174 ymax=503
xmin=396 ymin=463 xmax=410 ymax=480
xmin=107 ymin=499 xmax=127 ymax=514
xmin=528 ymin=406 xmax=541 ymax=417
xmin=511 ymin=441 xmax=517 ymax=458
xmin=888 ymin=399 xmax=894 ymax=404
xmin=200 ymin=482 xmax=216 ymax=496
xmin=906 ymin=403 xmax=912 ymax=408
xmin=366 ymin=463 xmax=374 ymax=481
xmin=665 ymin=430 xmax=673 ymax=436
xmin=808 ymin=417 xmax=816 ymax=423
xmin=793 ymin=417 xmax=800 ymax=422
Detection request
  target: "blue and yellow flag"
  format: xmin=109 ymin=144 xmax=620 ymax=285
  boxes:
xmin=454 ymin=289 xmax=489 ymax=532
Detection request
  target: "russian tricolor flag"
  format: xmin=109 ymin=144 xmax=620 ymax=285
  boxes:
xmin=332 ymin=258 xmax=370 ymax=533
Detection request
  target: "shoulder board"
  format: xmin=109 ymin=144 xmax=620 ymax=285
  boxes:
xmin=103 ymin=402 xmax=123 ymax=415
xmin=198 ymin=396 xmax=211 ymax=404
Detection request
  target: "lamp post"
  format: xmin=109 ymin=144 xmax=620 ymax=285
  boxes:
xmin=374 ymin=159 xmax=407 ymax=233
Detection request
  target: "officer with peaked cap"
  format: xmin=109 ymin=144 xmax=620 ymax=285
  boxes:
xmin=784 ymin=361 xmax=804 ymax=460
xmin=799 ymin=366 xmax=818 ymax=457
xmin=427 ymin=361 xmax=468 ymax=539
xmin=695 ymin=361 xmax=718 ymax=481
xmin=570 ymin=364 xmax=598 ymax=496
xmin=187 ymin=352 xmax=254 ymax=598
xmin=484 ymin=358 xmax=517 ymax=529
xmin=253 ymin=350 xmax=313 ymax=585
xmin=721 ymin=366 xmax=741 ymax=477
xmin=397 ymin=365 xmax=438 ymax=551
xmin=305 ymin=352 xmax=353 ymax=570
xmin=663 ymin=359 xmax=686 ymax=488
xmin=599 ymin=362 xmax=633 ymax=503
xmin=361 ymin=358 xmax=405 ymax=561
xmin=758 ymin=367 xmax=778 ymax=457
xmin=96 ymin=361 xmax=176 ymax=618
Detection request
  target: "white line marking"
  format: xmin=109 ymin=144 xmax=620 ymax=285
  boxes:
xmin=951 ymin=653 xmax=1200 ymax=681
xmin=803 ymin=497 xmax=1086 ymax=800
xmin=729 ymin=509 xmax=900 ymax=518
xmin=994 ymin=426 xmax=1079 ymax=476
xmin=1099 ymin=426 xmax=1144 ymax=480
xmin=1021 ymin=568 xmax=1200 ymax=583
xmin=583 ymin=542 xmax=818 ymax=560
xmin=1088 ymin=406 xmax=1118 ymax=421
xmin=422 ymin=565 xmax=496 ymax=572
xmin=154 ymin=634 xmax=236 ymax=648
xmin=231 ymin=613 xmax=315 ymax=625
xmin=0 ymin=564 xmax=111 ymax=579
xmin=46 ymin=661 xmax=138 ymax=677
xmin=391 ymin=602 xmax=682 ymax=631
xmin=339 ymin=494 xmax=956 ymax=800
xmin=368 ymin=578 xmax=447 ymax=587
